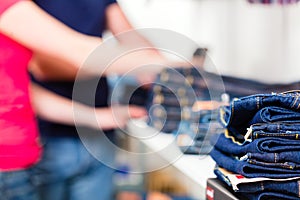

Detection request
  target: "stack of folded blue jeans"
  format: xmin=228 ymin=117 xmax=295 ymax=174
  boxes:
xmin=210 ymin=91 xmax=300 ymax=200
xmin=147 ymin=66 xmax=300 ymax=156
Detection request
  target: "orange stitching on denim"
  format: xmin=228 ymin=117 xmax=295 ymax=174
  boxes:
xmin=224 ymin=130 xmax=243 ymax=145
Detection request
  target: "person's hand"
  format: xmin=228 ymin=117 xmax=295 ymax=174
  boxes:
xmin=94 ymin=105 xmax=147 ymax=130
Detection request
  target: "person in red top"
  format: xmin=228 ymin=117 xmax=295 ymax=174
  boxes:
xmin=0 ymin=0 xmax=188 ymax=199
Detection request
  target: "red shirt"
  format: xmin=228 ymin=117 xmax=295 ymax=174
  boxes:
xmin=0 ymin=0 xmax=42 ymax=171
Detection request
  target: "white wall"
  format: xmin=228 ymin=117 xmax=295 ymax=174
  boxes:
xmin=118 ymin=0 xmax=300 ymax=83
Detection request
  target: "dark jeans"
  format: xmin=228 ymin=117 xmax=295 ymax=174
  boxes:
xmin=0 ymin=169 xmax=38 ymax=200
xmin=249 ymin=106 xmax=300 ymax=125
xmin=211 ymin=133 xmax=300 ymax=155
xmin=247 ymin=158 xmax=300 ymax=170
xmin=247 ymin=151 xmax=300 ymax=164
xmin=210 ymin=148 xmax=300 ymax=178
xmin=219 ymin=91 xmax=300 ymax=135
xmin=214 ymin=166 xmax=300 ymax=197
xmin=250 ymin=123 xmax=300 ymax=140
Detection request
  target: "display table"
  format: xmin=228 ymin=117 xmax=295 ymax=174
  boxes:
xmin=127 ymin=119 xmax=216 ymax=199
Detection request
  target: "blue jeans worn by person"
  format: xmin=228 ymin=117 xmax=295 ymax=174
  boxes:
xmin=214 ymin=166 xmax=300 ymax=197
xmin=33 ymin=132 xmax=115 ymax=200
xmin=250 ymin=122 xmax=300 ymax=141
xmin=211 ymin=133 xmax=300 ymax=155
xmin=210 ymin=148 xmax=300 ymax=178
xmin=0 ymin=169 xmax=38 ymax=200
xmin=249 ymin=106 xmax=300 ymax=125
xmin=219 ymin=91 xmax=300 ymax=135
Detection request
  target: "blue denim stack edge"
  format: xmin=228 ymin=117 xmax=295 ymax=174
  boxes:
xmin=210 ymin=91 xmax=300 ymax=200
xmin=214 ymin=166 xmax=300 ymax=200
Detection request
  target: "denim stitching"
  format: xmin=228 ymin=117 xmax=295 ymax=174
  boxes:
xmin=224 ymin=130 xmax=243 ymax=145
xmin=274 ymin=153 xmax=278 ymax=163
xmin=291 ymin=96 xmax=299 ymax=109
xmin=256 ymin=97 xmax=260 ymax=110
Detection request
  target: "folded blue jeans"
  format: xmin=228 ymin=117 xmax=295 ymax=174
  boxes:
xmin=250 ymin=123 xmax=300 ymax=140
xmin=220 ymin=91 xmax=300 ymax=135
xmin=211 ymin=133 xmax=300 ymax=155
xmin=247 ymin=151 xmax=300 ymax=164
xmin=214 ymin=166 xmax=300 ymax=197
xmin=247 ymin=158 xmax=300 ymax=170
xmin=249 ymin=106 xmax=300 ymax=125
xmin=210 ymin=148 xmax=300 ymax=178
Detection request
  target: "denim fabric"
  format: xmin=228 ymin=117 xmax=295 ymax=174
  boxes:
xmin=238 ymin=179 xmax=300 ymax=197
xmin=244 ymin=191 xmax=300 ymax=200
xmin=220 ymin=91 xmax=300 ymax=135
xmin=210 ymin=148 xmax=300 ymax=178
xmin=247 ymin=159 xmax=300 ymax=170
xmin=0 ymin=169 xmax=38 ymax=200
xmin=247 ymin=151 xmax=300 ymax=164
xmin=252 ymin=122 xmax=300 ymax=132
xmin=32 ymin=134 xmax=115 ymax=200
xmin=249 ymin=106 xmax=300 ymax=125
xmin=211 ymin=133 xmax=300 ymax=155
xmin=250 ymin=123 xmax=300 ymax=140
xmin=214 ymin=166 xmax=300 ymax=197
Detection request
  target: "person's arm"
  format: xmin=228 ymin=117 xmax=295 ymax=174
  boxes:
xmin=0 ymin=1 xmax=171 ymax=77
xmin=0 ymin=1 xmax=100 ymax=71
xmin=30 ymin=83 xmax=147 ymax=130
